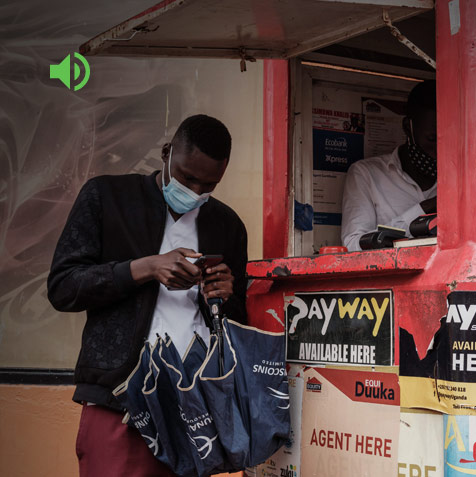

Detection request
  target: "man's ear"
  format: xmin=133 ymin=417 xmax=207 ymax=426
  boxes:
xmin=402 ymin=116 xmax=411 ymax=139
xmin=161 ymin=143 xmax=171 ymax=161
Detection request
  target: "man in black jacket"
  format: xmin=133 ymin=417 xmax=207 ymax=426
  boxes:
xmin=48 ymin=114 xmax=248 ymax=477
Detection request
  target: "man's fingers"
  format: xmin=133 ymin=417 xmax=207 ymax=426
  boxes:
xmin=203 ymin=288 xmax=231 ymax=303
xmin=171 ymin=264 xmax=201 ymax=284
xmin=203 ymin=263 xmax=232 ymax=283
xmin=204 ymin=263 xmax=230 ymax=275
xmin=178 ymin=258 xmax=202 ymax=278
xmin=175 ymin=248 xmax=202 ymax=259
xmin=170 ymin=249 xmax=202 ymax=278
xmin=202 ymin=279 xmax=233 ymax=294
xmin=203 ymin=270 xmax=233 ymax=285
xmin=166 ymin=275 xmax=196 ymax=290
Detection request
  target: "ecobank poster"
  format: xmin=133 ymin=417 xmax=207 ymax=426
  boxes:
xmin=400 ymin=292 xmax=476 ymax=415
xmin=311 ymin=86 xmax=406 ymax=250
xmin=286 ymin=290 xmax=393 ymax=366
xmin=312 ymin=85 xmax=364 ymax=249
xmin=300 ymin=367 xmax=400 ymax=477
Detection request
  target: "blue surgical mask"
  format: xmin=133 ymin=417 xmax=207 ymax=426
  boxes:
xmin=161 ymin=146 xmax=211 ymax=214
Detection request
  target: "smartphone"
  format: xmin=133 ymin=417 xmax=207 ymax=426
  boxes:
xmin=194 ymin=254 xmax=223 ymax=270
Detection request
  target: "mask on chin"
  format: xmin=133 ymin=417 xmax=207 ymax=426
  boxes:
xmin=407 ymin=119 xmax=437 ymax=179
xmin=161 ymin=146 xmax=211 ymax=214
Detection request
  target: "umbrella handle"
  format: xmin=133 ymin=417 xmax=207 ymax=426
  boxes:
xmin=208 ymin=297 xmax=223 ymax=318
xmin=208 ymin=297 xmax=225 ymax=375
xmin=208 ymin=297 xmax=223 ymax=333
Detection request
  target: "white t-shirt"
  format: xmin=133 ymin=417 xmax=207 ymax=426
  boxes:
xmin=147 ymin=208 xmax=210 ymax=357
xmin=341 ymin=147 xmax=437 ymax=252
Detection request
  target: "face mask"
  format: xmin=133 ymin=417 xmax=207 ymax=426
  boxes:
xmin=161 ymin=146 xmax=211 ymax=214
xmin=407 ymin=119 xmax=437 ymax=179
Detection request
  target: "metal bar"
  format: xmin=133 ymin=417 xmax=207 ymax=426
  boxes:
xmin=302 ymin=52 xmax=436 ymax=80
xmin=86 ymin=45 xmax=284 ymax=59
xmin=383 ymin=10 xmax=436 ymax=69
xmin=302 ymin=60 xmax=424 ymax=82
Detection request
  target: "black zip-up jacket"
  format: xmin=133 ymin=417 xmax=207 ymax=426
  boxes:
xmin=47 ymin=172 xmax=248 ymax=410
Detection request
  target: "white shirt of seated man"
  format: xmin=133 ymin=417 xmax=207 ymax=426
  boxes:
xmin=341 ymin=80 xmax=437 ymax=252
xmin=341 ymin=146 xmax=437 ymax=251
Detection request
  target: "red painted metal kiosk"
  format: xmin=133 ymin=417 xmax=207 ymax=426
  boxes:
xmin=82 ymin=0 xmax=476 ymax=474
xmin=250 ymin=0 xmax=476 ymax=343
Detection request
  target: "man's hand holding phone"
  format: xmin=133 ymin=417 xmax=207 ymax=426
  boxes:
xmin=131 ymin=251 xmax=234 ymax=300
xmin=197 ymin=255 xmax=234 ymax=304
xmin=130 ymin=248 xmax=202 ymax=289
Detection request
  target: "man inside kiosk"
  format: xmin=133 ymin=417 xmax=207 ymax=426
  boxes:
xmin=341 ymin=80 xmax=437 ymax=251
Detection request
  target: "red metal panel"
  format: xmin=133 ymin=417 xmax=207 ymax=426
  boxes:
xmin=246 ymin=246 xmax=435 ymax=280
xmin=437 ymin=0 xmax=476 ymax=250
xmin=263 ymin=59 xmax=290 ymax=259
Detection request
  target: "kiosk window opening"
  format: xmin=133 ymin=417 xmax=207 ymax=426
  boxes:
xmin=295 ymin=11 xmax=436 ymax=256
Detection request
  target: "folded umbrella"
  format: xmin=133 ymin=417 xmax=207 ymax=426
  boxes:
xmin=146 ymin=335 xmax=205 ymax=477
xmin=141 ymin=336 xmax=183 ymax=472
xmin=156 ymin=332 xmax=230 ymax=477
xmin=112 ymin=343 xmax=164 ymax=459
xmin=199 ymin=328 xmax=251 ymax=469
xmin=115 ymin=314 xmax=291 ymax=475
xmin=221 ymin=319 xmax=290 ymax=466
xmin=182 ymin=331 xmax=208 ymax=386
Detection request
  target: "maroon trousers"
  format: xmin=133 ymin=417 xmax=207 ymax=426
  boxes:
xmin=76 ymin=404 xmax=176 ymax=477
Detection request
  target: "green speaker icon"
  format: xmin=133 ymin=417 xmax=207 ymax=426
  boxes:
xmin=50 ymin=53 xmax=91 ymax=91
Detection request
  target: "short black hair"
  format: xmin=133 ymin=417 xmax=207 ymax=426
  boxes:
xmin=406 ymin=80 xmax=436 ymax=119
xmin=172 ymin=114 xmax=232 ymax=161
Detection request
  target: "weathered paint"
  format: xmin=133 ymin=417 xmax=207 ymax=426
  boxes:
xmin=246 ymin=244 xmax=476 ymax=362
xmin=247 ymin=245 xmax=435 ymax=280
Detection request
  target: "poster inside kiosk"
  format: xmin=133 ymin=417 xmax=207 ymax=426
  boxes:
xmin=312 ymin=84 xmax=406 ymax=250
